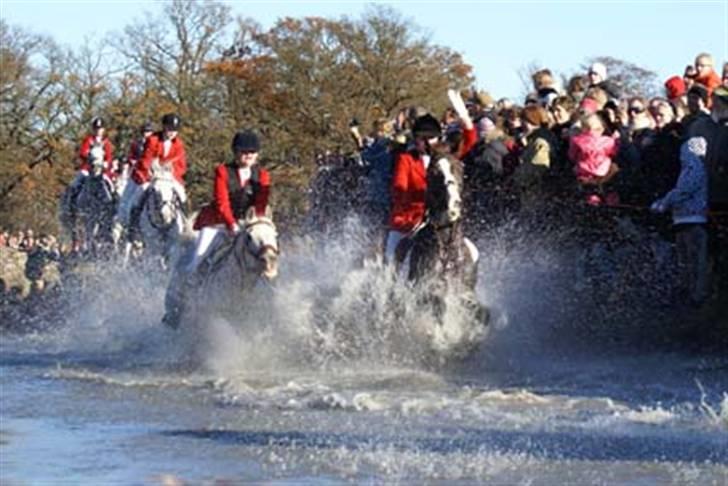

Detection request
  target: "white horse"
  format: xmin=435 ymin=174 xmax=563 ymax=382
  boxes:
xmin=163 ymin=206 xmax=279 ymax=329
xmin=125 ymin=161 xmax=187 ymax=266
xmin=60 ymin=145 xmax=116 ymax=255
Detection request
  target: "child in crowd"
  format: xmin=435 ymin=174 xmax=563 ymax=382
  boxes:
xmin=651 ymin=137 xmax=709 ymax=307
xmin=568 ymin=113 xmax=620 ymax=205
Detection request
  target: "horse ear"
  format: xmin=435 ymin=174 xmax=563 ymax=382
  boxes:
xmin=245 ymin=206 xmax=257 ymax=223
xmin=264 ymin=205 xmax=273 ymax=220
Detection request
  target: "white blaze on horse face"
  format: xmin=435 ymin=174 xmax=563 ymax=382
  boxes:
xmin=437 ymin=158 xmax=461 ymax=223
xmin=89 ymin=146 xmax=105 ymax=175
xmin=244 ymin=216 xmax=279 ymax=280
xmin=146 ymin=170 xmax=180 ymax=227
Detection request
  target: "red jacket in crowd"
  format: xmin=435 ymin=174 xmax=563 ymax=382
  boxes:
xmin=389 ymin=150 xmax=428 ymax=233
xmin=194 ymin=163 xmax=271 ymax=231
xmin=78 ymin=135 xmax=113 ymax=174
xmin=388 ymin=125 xmax=475 ymax=233
xmin=131 ymin=132 xmax=187 ymax=185
xmin=695 ymin=70 xmax=722 ymax=103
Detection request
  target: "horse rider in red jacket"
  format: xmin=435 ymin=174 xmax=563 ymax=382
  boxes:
xmin=162 ymin=130 xmax=270 ymax=329
xmin=64 ymin=117 xmax=115 ymax=230
xmin=124 ymin=121 xmax=154 ymax=174
xmin=69 ymin=116 xmax=114 ymax=191
xmin=384 ymin=90 xmax=475 ymax=265
xmin=187 ymin=130 xmax=271 ymax=272
xmin=115 ymin=113 xmax=187 ymax=243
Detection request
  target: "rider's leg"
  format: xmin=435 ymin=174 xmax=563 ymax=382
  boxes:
xmin=171 ymin=180 xmax=189 ymax=216
xmin=68 ymin=172 xmax=87 ymax=209
xmin=463 ymin=237 xmax=480 ymax=289
xmin=385 ymin=229 xmax=415 ymax=272
xmin=112 ymin=179 xmax=139 ymax=242
xmin=384 ymin=230 xmax=405 ymax=266
xmin=65 ymin=172 xmax=87 ymax=251
xmin=127 ymin=186 xmax=148 ymax=244
xmin=163 ymin=225 xmax=223 ymax=330
xmin=186 ymin=226 xmax=224 ymax=274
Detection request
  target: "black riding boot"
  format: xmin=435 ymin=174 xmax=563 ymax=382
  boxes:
xmin=127 ymin=190 xmax=149 ymax=244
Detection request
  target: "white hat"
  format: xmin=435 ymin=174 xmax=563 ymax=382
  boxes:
xmin=589 ymin=62 xmax=607 ymax=80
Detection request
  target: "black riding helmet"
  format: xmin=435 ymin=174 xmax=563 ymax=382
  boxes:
xmin=141 ymin=121 xmax=153 ymax=133
xmin=412 ymin=114 xmax=442 ymax=139
xmin=231 ymin=130 xmax=261 ymax=154
xmin=91 ymin=117 xmax=104 ymax=130
xmin=161 ymin=113 xmax=181 ymax=130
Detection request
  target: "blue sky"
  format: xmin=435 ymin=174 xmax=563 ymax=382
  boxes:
xmin=2 ymin=0 xmax=727 ymax=100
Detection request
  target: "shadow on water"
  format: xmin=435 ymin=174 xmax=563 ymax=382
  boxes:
xmin=162 ymin=426 xmax=728 ymax=464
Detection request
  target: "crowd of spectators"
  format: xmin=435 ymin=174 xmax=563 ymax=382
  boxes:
xmin=348 ymin=52 xmax=727 ymax=308
xmin=0 ymin=227 xmax=63 ymax=260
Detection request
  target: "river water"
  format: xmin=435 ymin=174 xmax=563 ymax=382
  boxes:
xmin=2 ymin=223 xmax=727 ymax=484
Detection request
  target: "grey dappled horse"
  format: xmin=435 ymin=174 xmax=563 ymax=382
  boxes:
xmin=124 ymin=162 xmax=187 ymax=266
xmin=163 ymin=206 xmax=279 ymax=329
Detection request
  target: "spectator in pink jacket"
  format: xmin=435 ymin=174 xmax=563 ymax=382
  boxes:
xmin=569 ymin=113 xmax=619 ymax=184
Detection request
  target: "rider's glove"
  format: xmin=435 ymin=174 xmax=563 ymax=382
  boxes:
xmin=228 ymin=223 xmax=241 ymax=237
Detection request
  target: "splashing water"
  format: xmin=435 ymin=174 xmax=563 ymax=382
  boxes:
xmin=3 ymin=213 xmax=727 ymax=483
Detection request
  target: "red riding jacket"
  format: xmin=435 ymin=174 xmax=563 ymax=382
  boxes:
xmin=194 ymin=163 xmax=271 ymax=230
xmin=78 ymin=135 xmax=114 ymax=174
xmin=388 ymin=125 xmax=475 ymax=233
xmin=131 ymin=132 xmax=187 ymax=185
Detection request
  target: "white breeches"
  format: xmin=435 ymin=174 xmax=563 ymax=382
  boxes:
xmin=170 ymin=179 xmax=188 ymax=204
xmin=116 ymin=180 xmax=145 ymax=225
xmin=384 ymin=230 xmax=406 ymax=265
xmin=186 ymin=225 xmax=227 ymax=274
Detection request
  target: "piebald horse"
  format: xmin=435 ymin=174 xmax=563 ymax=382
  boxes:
xmin=407 ymin=152 xmax=489 ymax=329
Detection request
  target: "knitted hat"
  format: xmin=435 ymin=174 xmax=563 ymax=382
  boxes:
xmin=664 ymin=76 xmax=686 ymax=100
xmin=683 ymin=136 xmax=707 ymax=159
xmin=589 ymin=62 xmax=607 ymax=80
xmin=477 ymin=115 xmax=496 ymax=134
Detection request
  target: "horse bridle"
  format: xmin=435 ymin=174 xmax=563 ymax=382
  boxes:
xmin=146 ymin=186 xmax=182 ymax=231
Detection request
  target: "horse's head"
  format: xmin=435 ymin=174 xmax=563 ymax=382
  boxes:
xmin=238 ymin=206 xmax=279 ymax=281
xmin=88 ymin=145 xmax=106 ymax=176
xmin=426 ymin=155 xmax=463 ymax=227
xmin=147 ymin=161 xmax=180 ymax=227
